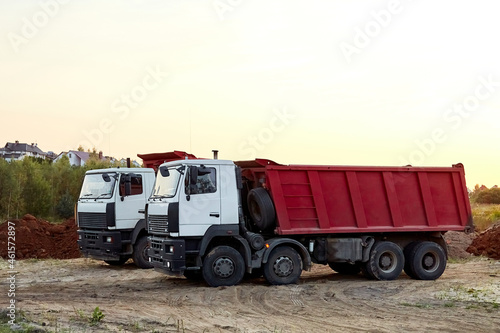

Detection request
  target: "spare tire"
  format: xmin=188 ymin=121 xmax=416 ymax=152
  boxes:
xmin=247 ymin=187 xmax=276 ymax=232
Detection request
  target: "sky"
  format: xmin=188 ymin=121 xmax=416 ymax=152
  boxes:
xmin=1 ymin=0 xmax=499 ymax=188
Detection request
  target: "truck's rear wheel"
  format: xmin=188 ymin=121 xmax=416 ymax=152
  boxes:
xmin=407 ymin=241 xmax=446 ymax=280
xmin=263 ymin=246 xmax=302 ymax=285
xmin=104 ymin=256 xmax=129 ymax=266
xmin=403 ymin=242 xmax=419 ymax=278
xmin=202 ymin=246 xmax=245 ymax=287
xmin=328 ymin=262 xmax=361 ymax=275
xmin=133 ymin=236 xmax=153 ymax=269
xmin=247 ymin=188 xmax=276 ymax=232
xmin=364 ymin=241 xmax=404 ymax=281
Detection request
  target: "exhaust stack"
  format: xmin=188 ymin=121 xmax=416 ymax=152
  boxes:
xmin=212 ymin=150 xmax=219 ymax=160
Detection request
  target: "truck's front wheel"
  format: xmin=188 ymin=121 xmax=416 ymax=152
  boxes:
xmin=202 ymin=246 xmax=245 ymax=287
xmin=132 ymin=236 xmax=153 ymax=269
xmin=264 ymin=246 xmax=302 ymax=285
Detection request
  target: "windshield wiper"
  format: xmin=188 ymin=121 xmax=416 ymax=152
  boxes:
xmin=94 ymin=193 xmax=111 ymax=200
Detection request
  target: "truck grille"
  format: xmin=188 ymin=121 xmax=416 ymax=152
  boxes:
xmin=148 ymin=215 xmax=169 ymax=234
xmin=78 ymin=213 xmax=107 ymax=229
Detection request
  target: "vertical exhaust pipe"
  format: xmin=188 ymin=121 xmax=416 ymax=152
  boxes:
xmin=212 ymin=150 xmax=218 ymax=160
xmin=127 ymin=158 xmax=131 ymax=168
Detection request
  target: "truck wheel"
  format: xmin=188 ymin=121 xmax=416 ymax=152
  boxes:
xmin=407 ymin=241 xmax=446 ymax=280
xmin=263 ymin=246 xmax=302 ymax=285
xmin=328 ymin=262 xmax=361 ymax=275
xmin=133 ymin=236 xmax=153 ymax=269
xmin=104 ymin=256 xmax=129 ymax=266
xmin=202 ymin=246 xmax=245 ymax=287
xmin=403 ymin=242 xmax=419 ymax=279
xmin=247 ymin=188 xmax=276 ymax=232
xmin=364 ymin=241 xmax=404 ymax=281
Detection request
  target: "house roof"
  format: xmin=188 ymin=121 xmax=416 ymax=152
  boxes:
xmin=3 ymin=142 xmax=46 ymax=155
xmin=72 ymin=150 xmax=90 ymax=162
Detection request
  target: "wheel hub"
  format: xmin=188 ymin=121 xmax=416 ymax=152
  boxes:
xmin=213 ymin=258 xmax=234 ymax=278
xmin=423 ymin=253 xmax=437 ymax=271
xmin=274 ymin=256 xmax=293 ymax=277
xmin=379 ymin=253 xmax=396 ymax=272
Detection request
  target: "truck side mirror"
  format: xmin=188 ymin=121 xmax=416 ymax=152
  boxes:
xmin=159 ymin=166 xmax=170 ymax=177
xmin=189 ymin=166 xmax=198 ymax=185
xmin=198 ymin=165 xmax=211 ymax=176
xmin=186 ymin=166 xmax=198 ymax=202
xmin=102 ymin=173 xmax=111 ymax=182
xmin=120 ymin=174 xmax=132 ymax=199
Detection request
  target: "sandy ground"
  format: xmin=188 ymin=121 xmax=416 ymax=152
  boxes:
xmin=1 ymin=257 xmax=499 ymax=333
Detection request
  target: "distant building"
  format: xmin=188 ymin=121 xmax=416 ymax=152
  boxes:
xmin=55 ymin=150 xmax=112 ymax=167
xmin=0 ymin=141 xmax=47 ymax=161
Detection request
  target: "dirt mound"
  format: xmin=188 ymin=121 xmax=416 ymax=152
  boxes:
xmin=0 ymin=214 xmax=80 ymax=259
xmin=444 ymin=231 xmax=475 ymax=259
xmin=466 ymin=222 xmax=500 ymax=260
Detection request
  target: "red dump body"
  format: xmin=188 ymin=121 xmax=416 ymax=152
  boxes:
xmin=237 ymin=160 xmax=473 ymax=236
xmin=138 ymin=151 xmax=197 ymax=171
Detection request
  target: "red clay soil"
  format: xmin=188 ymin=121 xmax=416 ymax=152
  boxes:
xmin=0 ymin=214 xmax=80 ymax=260
xmin=467 ymin=222 xmax=500 ymax=260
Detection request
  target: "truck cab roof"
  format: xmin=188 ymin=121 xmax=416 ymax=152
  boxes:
xmin=159 ymin=159 xmax=235 ymax=168
xmin=85 ymin=167 xmax=156 ymax=174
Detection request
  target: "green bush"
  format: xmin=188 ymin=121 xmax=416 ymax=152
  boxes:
xmin=475 ymin=188 xmax=500 ymax=204
xmin=0 ymin=154 xmax=126 ymax=221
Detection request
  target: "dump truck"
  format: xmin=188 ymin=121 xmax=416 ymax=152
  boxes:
xmin=146 ymin=154 xmax=473 ymax=286
xmin=77 ymin=151 xmax=196 ymax=268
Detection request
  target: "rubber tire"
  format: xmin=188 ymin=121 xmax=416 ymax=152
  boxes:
xmin=104 ymin=256 xmax=129 ymax=266
xmin=132 ymin=236 xmax=153 ymax=269
xmin=247 ymin=188 xmax=276 ymax=232
xmin=202 ymin=246 xmax=245 ymax=287
xmin=403 ymin=242 xmax=420 ymax=279
xmin=263 ymin=246 xmax=302 ymax=285
xmin=328 ymin=262 xmax=361 ymax=275
xmin=364 ymin=241 xmax=404 ymax=281
xmin=407 ymin=241 xmax=446 ymax=280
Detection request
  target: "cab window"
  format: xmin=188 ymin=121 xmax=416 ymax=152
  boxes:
xmin=119 ymin=174 xmax=143 ymax=196
xmin=185 ymin=167 xmax=217 ymax=194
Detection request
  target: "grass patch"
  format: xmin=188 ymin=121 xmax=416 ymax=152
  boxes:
xmin=401 ymin=302 xmax=432 ymax=309
xmin=89 ymin=307 xmax=105 ymax=326
xmin=471 ymin=203 xmax=500 ymax=232
xmin=436 ymin=284 xmax=500 ymax=310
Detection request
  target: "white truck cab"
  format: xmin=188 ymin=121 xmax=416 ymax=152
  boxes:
xmin=147 ymin=159 xmax=239 ymax=237
xmin=77 ymin=167 xmax=156 ymax=268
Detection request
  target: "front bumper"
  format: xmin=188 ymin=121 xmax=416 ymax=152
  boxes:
xmin=148 ymin=236 xmax=186 ymax=276
xmin=77 ymin=230 xmax=129 ymax=261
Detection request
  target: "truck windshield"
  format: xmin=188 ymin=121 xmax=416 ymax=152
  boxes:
xmin=152 ymin=167 xmax=182 ymax=198
xmin=79 ymin=173 xmax=117 ymax=199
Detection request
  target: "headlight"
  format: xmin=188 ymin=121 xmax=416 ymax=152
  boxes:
xmin=105 ymin=236 xmax=113 ymax=243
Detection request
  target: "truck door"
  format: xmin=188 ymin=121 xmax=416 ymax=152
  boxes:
xmin=115 ymin=173 xmax=145 ymax=229
xmin=179 ymin=165 xmax=221 ymax=236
